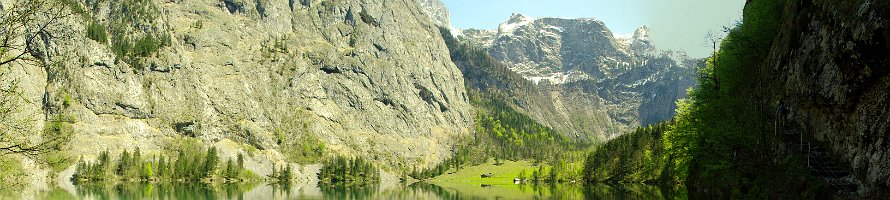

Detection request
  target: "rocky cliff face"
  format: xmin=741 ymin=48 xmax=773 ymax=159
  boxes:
xmin=770 ymin=0 xmax=890 ymax=194
xmin=417 ymin=0 xmax=450 ymax=28
xmin=462 ymin=14 xmax=697 ymax=139
xmin=8 ymin=0 xmax=471 ymax=176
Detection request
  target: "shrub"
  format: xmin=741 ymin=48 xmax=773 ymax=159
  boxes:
xmin=86 ymin=22 xmax=107 ymax=43
xmin=132 ymin=35 xmax=159 ymax=57
xmin=0 ymin=155 xmax=26 ymax=192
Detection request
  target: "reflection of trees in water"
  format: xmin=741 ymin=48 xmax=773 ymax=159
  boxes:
xmin=318 ymin=184 xmax=377 ymax=199
xmin=269 ymin=181 xmax=292 ymax=198
xmin=411 ymin=182 xmax=683 ymax=200
xmin=519 ymin=183 xmax=586 ymax=199
xmin=583 ymin=183 xmax=687 ymax=199
xmin=74 ymin=182 xmax=256 ymax=199
xmin=408 ymin=182 xmax=468 ymax=200
xmin=68 ymin=181 xmax=684 ymax=199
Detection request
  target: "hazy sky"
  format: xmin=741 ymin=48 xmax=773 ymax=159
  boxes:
xmin=442 ymin=0 xmax=746 ymax=58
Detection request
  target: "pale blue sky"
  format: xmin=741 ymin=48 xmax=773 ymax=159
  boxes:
xmin=443 ymin=0 xmax=746 ymax=58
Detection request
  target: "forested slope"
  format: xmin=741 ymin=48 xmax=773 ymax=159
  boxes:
xmin=587 ymin=0 xmax=890 ymax=198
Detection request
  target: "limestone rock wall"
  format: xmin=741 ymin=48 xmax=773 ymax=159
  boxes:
xmin=11 ymin=0 xmax=472 ymax=173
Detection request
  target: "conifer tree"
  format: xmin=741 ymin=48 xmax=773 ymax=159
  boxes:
xmin=132 ymin=148 xmax=142 ymax=178
xmin=237 ymin=153 xmax=244 ymax=169
xmin=203 ymin=147 xmax=218 ymax=178
xmin=158 ymin=156 xmax=167 ymax=179
xmin=225 ymin=159 xmax=235 ymax=180
xmin=271 ymin=164 xmax=279 ymax=180
xmin=282 ymin=164 xmax=293 ymax=183
xmin=117 ymin=150 xmax=131 ymax=176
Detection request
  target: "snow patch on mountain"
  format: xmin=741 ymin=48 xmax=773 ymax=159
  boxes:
xmin=498 ymin=13 xmax=533 ymax=35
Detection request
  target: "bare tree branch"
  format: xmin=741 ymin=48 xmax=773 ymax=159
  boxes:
xmin=0 ymin=0 xmax=73 ymax=157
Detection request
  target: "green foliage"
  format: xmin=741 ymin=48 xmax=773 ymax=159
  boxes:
xmin=141 ymin=163 xmax=152 ymax=179
xmin=59 ymin=0 xmax=88 ymax=18
xmin=0 ymin=155 xmax=26 ymax=192
xmin=85 ymin=22 xmax=107 ymax=43
xmin=439 ymin=27 xmax=532 ymax=93
xmin=73 ymin=145 xmax=250 ymax=183
xmin=72 ymin=150 xmax=111 ymax=182
xmin=276 ymin=110 xmax=326 ymax=164
xmin=40 ymin=150 xmax=73 ymax=172
xmin=100 ymin=0 xmax=171 ymax=70
xmin=584 ymin=122 xmax=672 ymax=183
xmin=317 ymin=156 xmax=379 ymax=186
xmin=518 ymin=169 xmax=526 ymax=181
xmin=39 ymin=113 xmax=75 ymax=172
xmin=222 ymin=153 xmax=246 ymax=182
xmin=132 ymin=35 xmax=160 ymax=57
xmin=115 ymin=150 xmax=130 ymax=177
xmin=656 ymin=0 xmax=827 ymax=198
xmin=203 ymin=147 xmax=218 ymax=178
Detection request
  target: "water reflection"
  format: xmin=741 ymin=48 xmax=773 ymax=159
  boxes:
xmin=35 ymin=182 xmax=686 ymax=199
xmin=58 ymin=182 xmax=257 ymax=200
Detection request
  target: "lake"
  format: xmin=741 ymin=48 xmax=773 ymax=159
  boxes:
xmin=29 ymin=182 xmax=685 ymax=199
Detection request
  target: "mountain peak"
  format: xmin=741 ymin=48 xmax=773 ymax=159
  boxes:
xmin=498 ymin=13 xmax=534 ymax=34
xmin=507 ymin=13 xmax=532 ymax=24
xmin=632 ymin=25 xmax=650 ymax=41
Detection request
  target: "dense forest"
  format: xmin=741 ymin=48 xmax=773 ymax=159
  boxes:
xmin=583 ymin=0 xmax=838 ymax=198
xmin=583 ymin=122 xmax=671 ymax=184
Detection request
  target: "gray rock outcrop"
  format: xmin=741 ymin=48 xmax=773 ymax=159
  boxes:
xmin=770 ymin=0 xmax=890 ymax=195
xmin=417 ymin=0 xmax=451 ymax=28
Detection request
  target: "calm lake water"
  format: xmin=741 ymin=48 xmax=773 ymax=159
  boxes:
xmin=30 ymin=182 xmax=685 ymax=199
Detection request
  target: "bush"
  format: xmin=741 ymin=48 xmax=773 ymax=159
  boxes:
xmin=86 ymin=22 xmax=107 ymax=43
xmin=276 ymin=111 xmax=327 ymax=164
xmin=0 ymin=155 xmax=26 ymax=192
xmin=132 ymin=35 xmax=159 ymax=57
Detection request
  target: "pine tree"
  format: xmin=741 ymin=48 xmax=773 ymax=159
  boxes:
xmin=74 ymin=159 xmax=86 ymax=181
xmin=131 ymin=148 xmax=142 ymax=178
xmin=548 ymin=166 xmax=558 ymax=182
xmin=117 ymin=150 xmax=131 ymax=176
xmin=190 ymin=154 xmax=204 ymax=180
xmin=225 ymin=159 xmax=235 ymax=180
xmin=270 ymin=164 xmax=279 ymax=180
xmin=158 ymin=156 xmax=167 ymax=179
xmin=98 ymin=150 xmax=110 ymax=170
xmin=282 ymin=164 xmax=292 ymax=183
xmin=142 ymin=163 xmax=153 ymax=180
xmin=203 ymin=147 xmax=218 ymax=178
xmin=237 ymin=153 xmax=244 ymax=169
xmin=174 ymin=150 xmax=186 ymax=179
xmin=518 ymin=169 xmax=526 ymax=181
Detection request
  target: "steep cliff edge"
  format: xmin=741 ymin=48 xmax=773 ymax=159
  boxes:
xmin=770 ymin=0 xmax=890 ymax=194
xmin=6 ymin=0 xmax=471 ymax=178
